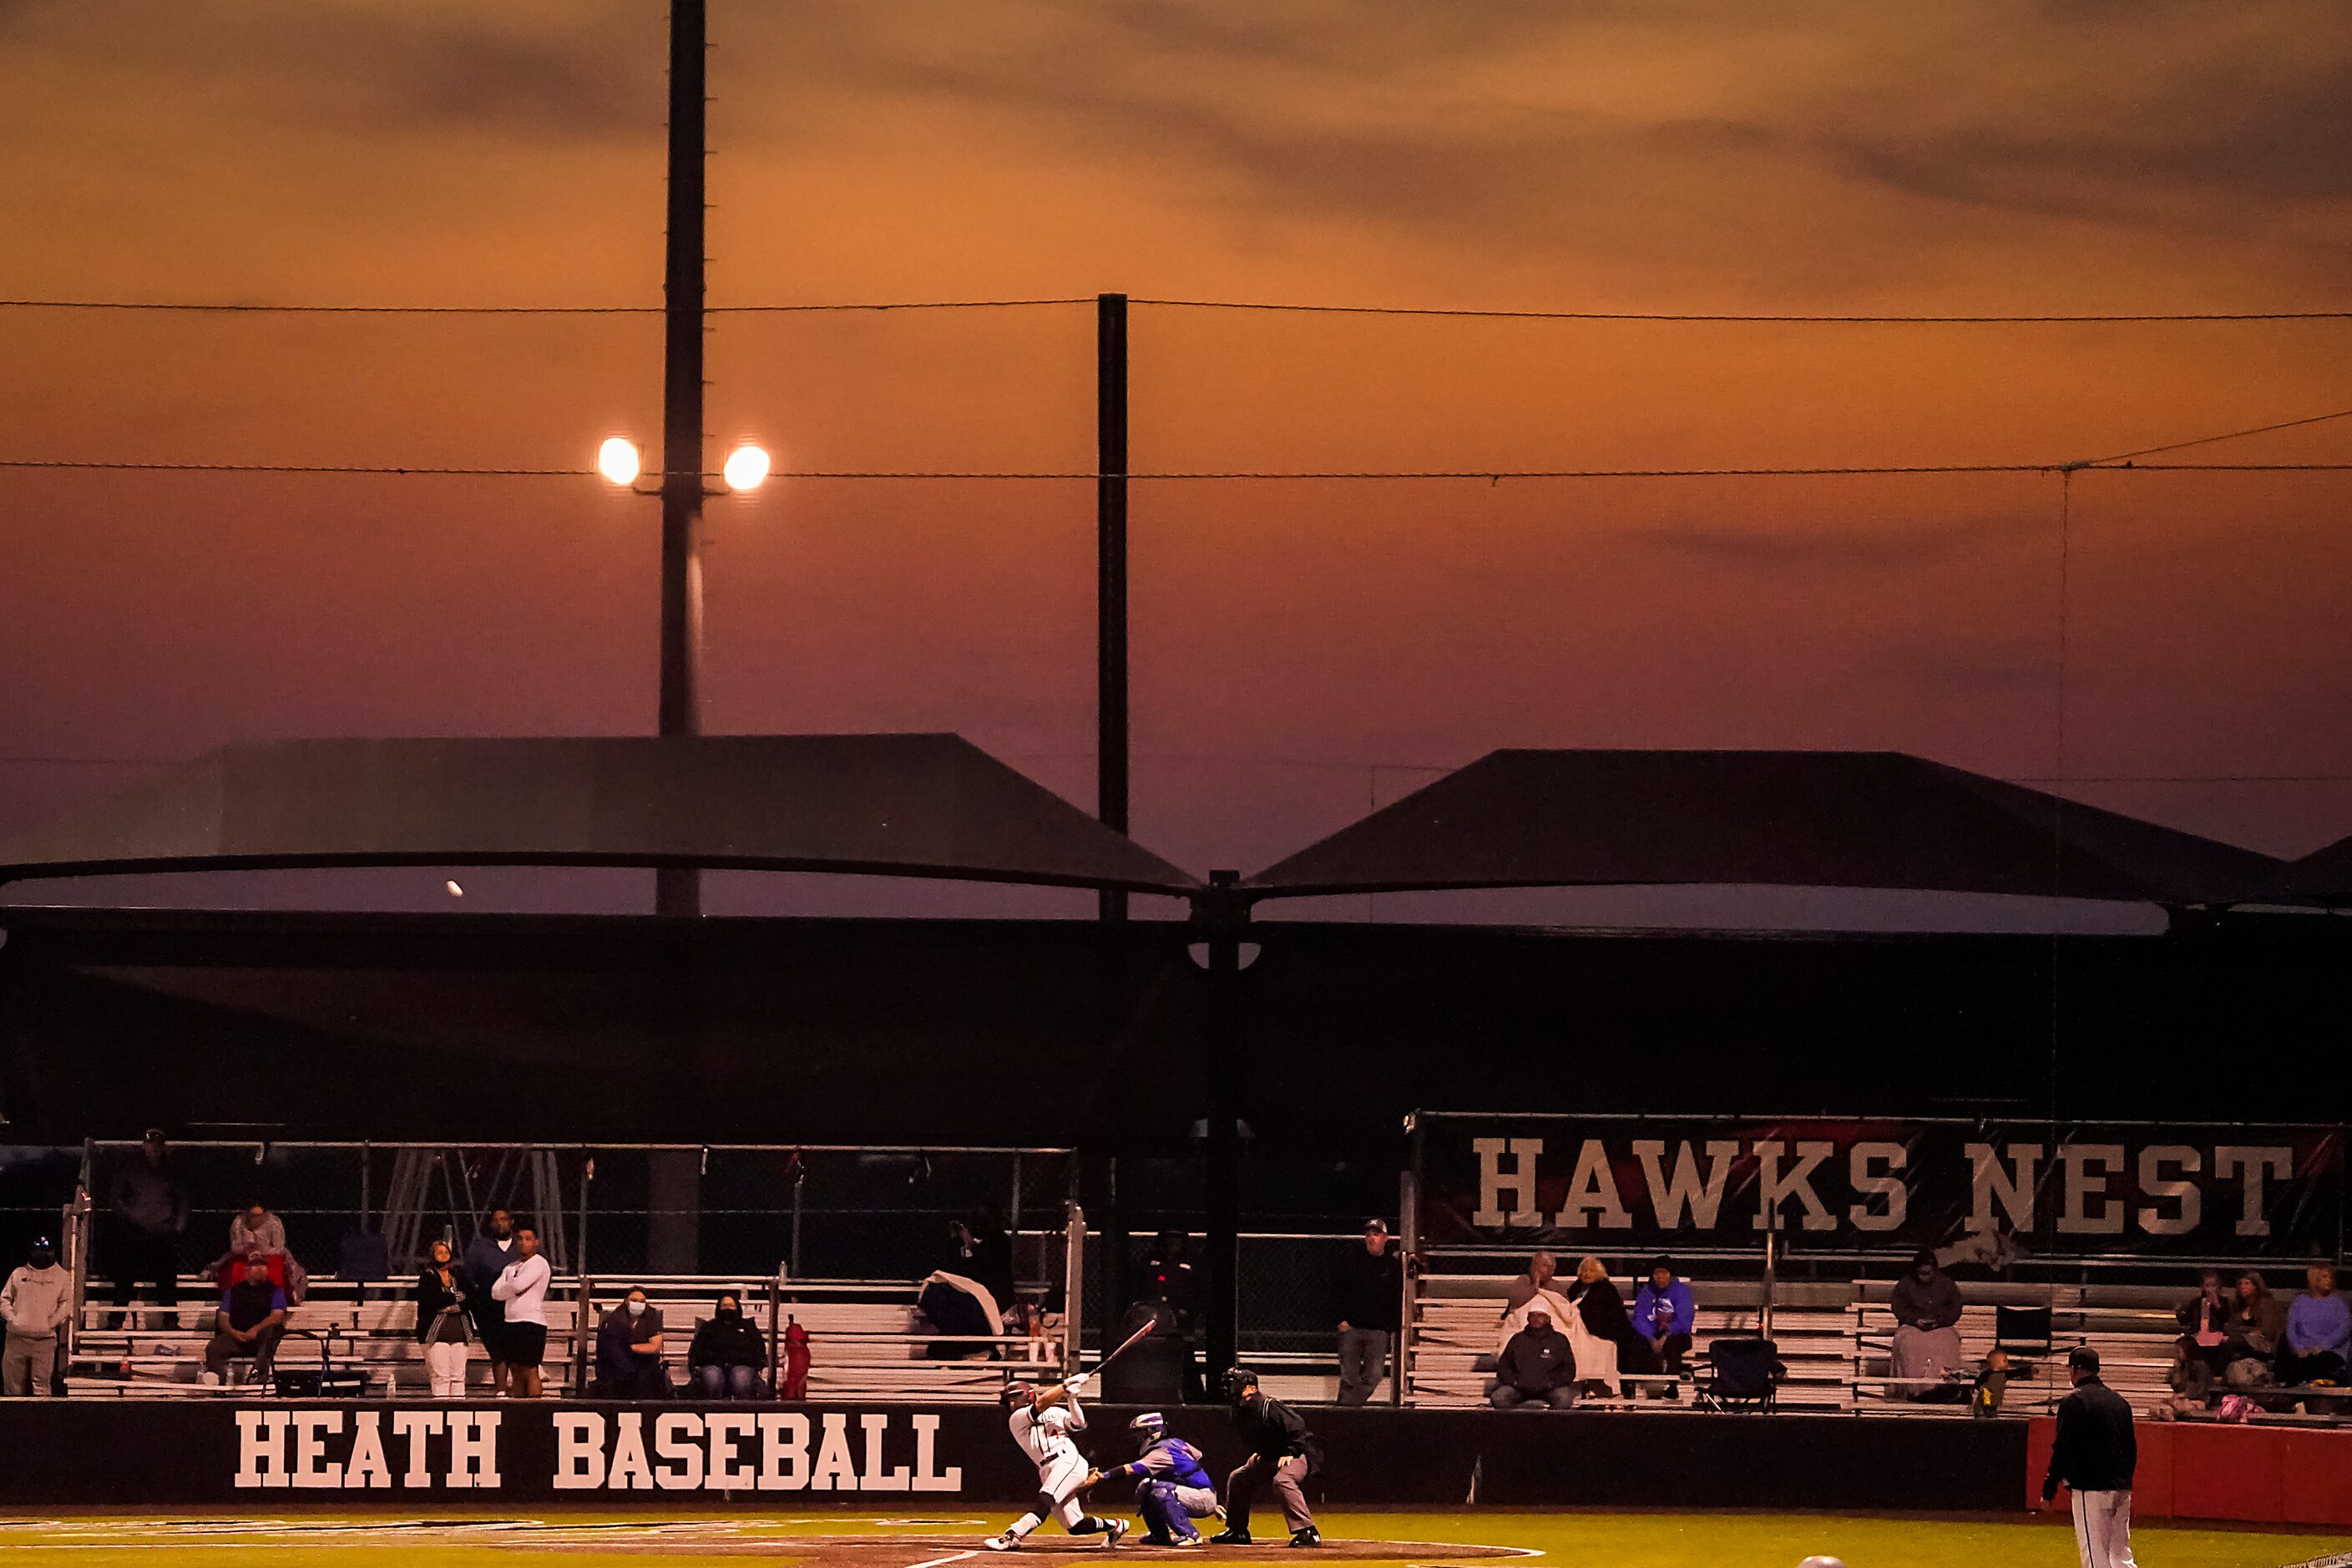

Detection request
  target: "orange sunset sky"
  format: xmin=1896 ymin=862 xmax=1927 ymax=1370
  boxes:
xmin=3 ymin=1 xmax=2349 ymax=926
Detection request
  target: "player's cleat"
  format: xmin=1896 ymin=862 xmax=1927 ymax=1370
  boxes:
xmin=1209 ymin=1530 xmax=1251 ymax=1545
xmin=1172 ymin=1536 xmax=1204 ymax=1549
xmin=1287 ymin=1529 xmax=1322 ymax=1549
xmin=1100 ymin=1520 xmax=1130 ymax=1549
xmin=985 ymin=1533 xmax=1021 ymax=1551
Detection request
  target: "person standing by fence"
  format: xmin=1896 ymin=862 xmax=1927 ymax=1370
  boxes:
xmin=105 ymin=1130 xmax=187 ymax=1329
xmin=413 ymin=1240 xmax=470 ymax=1399
xmin=1331 ymin=1218 xmax=1401 ymax=1405
xmin=2043 ymin=1346 xmax=2138 ymax=1568
xmin=2 ymin=1237 xmax=73 ymax=1397
xmin=491 ymin=1224 xmax=551 ymax=1399
xmin=463 ymin=1209 xmax=521 ymax=1396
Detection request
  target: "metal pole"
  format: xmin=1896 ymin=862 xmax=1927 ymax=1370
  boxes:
xmin=1393 ymin=1166 xmax=1417 ymax=1408
xmin=655 ymin=0 xmax=708 ymax=919
xmin=1199 ymin=872 xmax=1245 ymax=1382
xmin=1095 ymin=292 xmax=1129 ymax=923
xmin=1062 ymin=1201 xmax=1087 ymax=1379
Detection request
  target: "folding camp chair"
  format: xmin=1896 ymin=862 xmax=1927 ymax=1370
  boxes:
xmin=1693 ymin=1335 xmax=1783 ymax=1412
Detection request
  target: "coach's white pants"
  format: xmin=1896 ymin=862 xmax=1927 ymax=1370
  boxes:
xmin=2070 ymin=1489 xmax=2137 ymax=1568
xmin=423 ymin=1341 xmax=468 ymax=1399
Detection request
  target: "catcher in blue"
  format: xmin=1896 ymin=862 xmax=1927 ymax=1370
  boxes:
xmin=986 ymin=1375 xmax=1130 ymax=1551
xmin=1087 ymin=1412 xmax=1223 ymax=1546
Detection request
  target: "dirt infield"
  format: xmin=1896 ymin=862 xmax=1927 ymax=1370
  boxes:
xmin=507 ymin=1524 xmax=1535 ymax=1562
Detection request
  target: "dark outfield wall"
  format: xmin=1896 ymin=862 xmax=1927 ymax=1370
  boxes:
xmin=0 ymin=1400 xmax=2026 ymax=1512
xmin=0 ymin=907 xmax=2340 ymax=1148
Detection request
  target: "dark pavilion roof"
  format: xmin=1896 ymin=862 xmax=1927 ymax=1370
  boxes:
xmin=1245 ymin=749 xmax=2283 ymax=905
xmin=0 ymin=734 xmax=1199 ymax=896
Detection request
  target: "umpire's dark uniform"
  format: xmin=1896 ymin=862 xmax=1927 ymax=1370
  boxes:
xmin=1217 ymin=1376 xmax=1320 ymax=1545
xmin=2043 ymin=1358 xmax=2138 ymax=1568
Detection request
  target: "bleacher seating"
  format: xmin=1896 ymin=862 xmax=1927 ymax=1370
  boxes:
xmin=1409 ymin=1272 xmax=2197 ymax=1417
xmin=66 ymin=1276 xmax=1061 ymax=1400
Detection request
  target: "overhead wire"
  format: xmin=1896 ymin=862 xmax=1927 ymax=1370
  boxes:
xmin=3 ymin=296 xmax=2352 ymax=322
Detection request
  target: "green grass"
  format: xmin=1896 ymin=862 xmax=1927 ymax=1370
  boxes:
xmin=0 ymin=1509 xmax=2341 ymax=1568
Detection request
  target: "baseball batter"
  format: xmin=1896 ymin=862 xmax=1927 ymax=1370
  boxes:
xmin=986 ymin=1375 xmax=1130 ymax=1551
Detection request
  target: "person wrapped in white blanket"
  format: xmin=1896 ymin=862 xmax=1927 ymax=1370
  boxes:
xmin=986 ymin=1374 xmax=1130 ymax=1551
xmin=1495 ymin=1249 xmax=1619 ymax=1395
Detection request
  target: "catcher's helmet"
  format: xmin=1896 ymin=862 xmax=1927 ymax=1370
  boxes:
xmin=1000 ymin=1381 xmax=1037 ymax=1409
xmin=1128 ymin=1411 xmax=1166 ymax=1449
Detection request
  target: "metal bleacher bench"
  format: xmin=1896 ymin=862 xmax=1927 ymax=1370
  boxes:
xmin=1410 ymin=1274 xmax=1856 ymax=1410
xmin=67 ymin=1276 xmax=1062 ymax=1399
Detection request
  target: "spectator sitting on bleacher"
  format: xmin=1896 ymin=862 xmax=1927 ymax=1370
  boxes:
xmin=1565 ymin=1256 xmax=1634 ymax=1396
xmin=1494 ymin=1251 xmax=1577 ymax=1360
xmin=414 ymin=1240 xmax=471 ymax=1399
xmin=1888 ymin=1250 xmax=1965 ymax=1399
xmin=2223 ymin=1270 xmax=2287 ymax=1386
xmin=1627 ymin=1257 xmax=1695 ymax=1397
xmin=2171 ymin=1268 xmax=2233 ymax=1402
xmin=200 ymin=1254 xmax=286 ymax=1386
xmin=208 ymin=1201 xmax=307 ymax=1305
xmin=689 ymin=1291 xmax=771 ymax=1399
xmin=595 ymin=1288 xmax=671 ymax=1399
xmin=2279 ymin=1262 xmax=2349 ymax=1388
xmin=1487 ymin=1306 xmax=1575 ymax=1409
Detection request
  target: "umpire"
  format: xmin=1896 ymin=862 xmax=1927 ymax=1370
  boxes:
xmin=2042 ymin=1346 xmax=2139 ymax=1568
xmin=1211 ymin=1368 xmax=1323 ymax=1548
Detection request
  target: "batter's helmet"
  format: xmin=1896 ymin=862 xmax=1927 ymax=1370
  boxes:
xmin=1000 ymin=1381 xmax=1037 ymax=1409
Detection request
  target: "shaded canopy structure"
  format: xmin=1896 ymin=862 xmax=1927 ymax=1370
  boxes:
xmin=0 ymin=734 xmax=1198 ymax=897
xmin=2269 ymin=834 xmax=2352 ymax=907
xmin=1246 ymin=749 xmax=2282 ymax=906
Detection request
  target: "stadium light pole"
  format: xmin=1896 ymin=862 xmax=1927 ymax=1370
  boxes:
xmin=1096 ymin=292 xmax=1129 ymax=924
xmin=654 ymin=0 xmax=711 ymax=918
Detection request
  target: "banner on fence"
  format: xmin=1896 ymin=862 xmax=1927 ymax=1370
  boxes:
xmin=1414 ymin=1115 xmax=2344 ymax=1259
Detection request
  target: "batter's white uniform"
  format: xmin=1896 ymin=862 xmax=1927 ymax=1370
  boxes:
xmin=1010 ymin=1397 xmax=1091 ymax=1529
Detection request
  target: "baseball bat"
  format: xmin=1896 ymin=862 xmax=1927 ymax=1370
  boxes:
xmin=1090 ymin=1318 xmax=1159 ymax=1379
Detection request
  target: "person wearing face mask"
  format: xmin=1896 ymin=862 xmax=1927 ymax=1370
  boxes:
xmin=2 ymin=1237 xmax=73 ymax=1396
xmin=689 ymin=1291 xmax=771 ymax=1399
xmin=596 ymin=1288 xmax=670 ymax=1399
xmin=413 ymin=1239 xmax=471 ymax=1399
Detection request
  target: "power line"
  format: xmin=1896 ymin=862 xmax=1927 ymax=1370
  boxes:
xmin=8 ymin=458 xmax=2352 ymax=480
xmin=4 ymin=296 xmax=2352 ymax=324
xmin=2074 ymin=406 xmax=2352 ymax=467
xmin=0 ymin=298 xmax=1093 ymax=316
xmin=1132 ymin=299 xmax=2352 ymax=325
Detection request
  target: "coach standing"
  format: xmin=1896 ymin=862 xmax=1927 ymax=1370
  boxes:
xmin=2043 ymin=1346 xmax=2138 ymax=1568
xmin=1331 ymin=1218 xmax=1402 ymax=1405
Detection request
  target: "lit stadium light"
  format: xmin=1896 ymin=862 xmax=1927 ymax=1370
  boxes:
xmin=596 ymin=438 xmax=642 ymax=486
xmin=722 ymin=443 xmax=771 ymax=493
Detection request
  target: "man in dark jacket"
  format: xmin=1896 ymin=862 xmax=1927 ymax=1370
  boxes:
xmin=1331 ymin=1218 xmax=1403 ymax=1406
xmin=689 ymin=1292 xmax=771 ymax=1399
xmin=2042 ymin=1346 xmax=2138 ymax=1568
xmin=107 ymin=1131 xmax=188 ymax=1328
xmin=1489 ymin=1306 xmax=1575 ymax=1409
xmin=1211 ymin=1368 xmax=1321 ymax=1548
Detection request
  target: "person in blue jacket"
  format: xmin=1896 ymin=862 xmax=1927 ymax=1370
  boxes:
xmin=1090 ymin=1412 xmax=1223 ymax=1546
xmin=1628 ymin=1256 xmax=1696 ymax=1395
